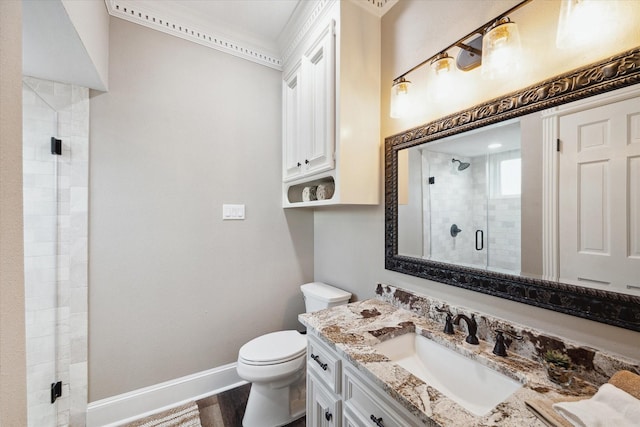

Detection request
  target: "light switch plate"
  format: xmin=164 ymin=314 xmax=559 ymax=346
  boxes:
xmin=222 ymin=204 xmax=245 ymax=220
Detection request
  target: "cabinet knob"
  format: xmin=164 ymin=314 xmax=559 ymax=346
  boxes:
xmin=305 ymin=159 xmax=310 ymax=164
xmin=325 ymin=411 xmax=332 ymax=421
xmin=297 ymin=162 xmax=301 ymax=167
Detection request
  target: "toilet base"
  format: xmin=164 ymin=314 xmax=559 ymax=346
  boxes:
xmin=242 ymin=370 xmax=306 ymax=427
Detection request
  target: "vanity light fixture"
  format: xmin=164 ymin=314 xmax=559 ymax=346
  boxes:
xmin=389 ymin=0 xmax=532 ymax=118
xmin=390 ymin=77 xmax=412 ymax=118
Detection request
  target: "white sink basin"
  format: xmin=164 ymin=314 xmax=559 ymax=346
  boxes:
xmin=374 ymin=333 xmax=522 ymax=416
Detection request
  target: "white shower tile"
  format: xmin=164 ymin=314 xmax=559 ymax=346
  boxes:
xmin=70 ymin=313 xmax=87 ymax=340
xmin=70 ymin=187 xmax=88 ymax=213
xmin=69 ymin=263 xmax=87 ymax=287
xmin=69 ymin=213 xmax=87 ymax=237
xmin=70 ymin=363 xmax=87 ymax=387
xmin=70 ymin=338 xmax=88 ymax=364
xmin=69 ymin=287 xmax=87 ymax=314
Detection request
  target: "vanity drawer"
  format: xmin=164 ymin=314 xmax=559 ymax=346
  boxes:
xmin=343 ymin=364 xmax=422 ymax=427
xmin=308 ymin=334 xmax=342 ymax=394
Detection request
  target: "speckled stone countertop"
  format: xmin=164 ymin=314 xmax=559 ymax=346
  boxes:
xmin=299 ymin=297 xmax=601 ymax=426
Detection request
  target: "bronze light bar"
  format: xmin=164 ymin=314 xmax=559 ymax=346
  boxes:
xmin=392 ymin=0 xmax=533 ymax=83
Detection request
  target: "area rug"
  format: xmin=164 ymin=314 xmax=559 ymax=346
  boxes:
xmin=123 ymin=401 xmax=202 ymax=427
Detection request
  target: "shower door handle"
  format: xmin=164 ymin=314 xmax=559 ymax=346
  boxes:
xmin=475 ymin=230 xmax=484 ymax=251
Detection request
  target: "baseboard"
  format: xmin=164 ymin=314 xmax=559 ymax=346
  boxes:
xmin=86 ymin=363 xmax=246 ymax=427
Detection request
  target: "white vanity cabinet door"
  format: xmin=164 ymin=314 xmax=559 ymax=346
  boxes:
xmin=308 ymin=334 xmax=342 ymax=393
xmin=282 ymin=21 xmax=335 ymax=183
xmin=308 ymin=370 xmax=342 ymax=427
xmin=343 ymin=364 xmax=423 ymax=427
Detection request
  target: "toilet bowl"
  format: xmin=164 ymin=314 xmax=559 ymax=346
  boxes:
xmin=237 ymin=330 xmax=307 ymax=427
xmin=236 ymin=282 xmax=351 ymax=427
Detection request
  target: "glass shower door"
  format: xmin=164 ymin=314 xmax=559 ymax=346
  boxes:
xmin=22 ymin=80 xmax=62 ymax=427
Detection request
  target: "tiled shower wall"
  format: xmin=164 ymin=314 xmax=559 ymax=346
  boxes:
xmin=23 ymin=77 xmax=88 ymax=427
xmin=422 ymin=150 xmax=521 ymax=274
xmin=423 ymin=151 xmax=477 ymax=266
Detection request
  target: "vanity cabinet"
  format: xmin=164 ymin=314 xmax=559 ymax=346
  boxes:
xmin=306 ymin=334 xmax=423 ymax=427
xmin=307 ymin=333 xmax=343 ymax=426
xmin=281 ymin=0 xmax=380 ymax=207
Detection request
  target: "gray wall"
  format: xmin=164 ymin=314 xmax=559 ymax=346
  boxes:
xmin=314 ymin=0 xmax=640 ymax=361
xmin=89 ymin=18 xmax=313 ymax=401
xmin=0 ymin=0 xmax=28 ymax=423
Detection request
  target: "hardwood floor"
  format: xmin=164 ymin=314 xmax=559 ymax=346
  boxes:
xmin=197 ymin=383 xmax=305 ymax=427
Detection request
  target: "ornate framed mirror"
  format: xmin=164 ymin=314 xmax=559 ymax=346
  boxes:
xmin=385 ymin=47 xmax=640 ymax=332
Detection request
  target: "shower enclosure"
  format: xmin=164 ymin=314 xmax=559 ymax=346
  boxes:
xmin=418 ymin=120 xmax=522 ymax=275
xmin=22 ymin=77 xmax=89 ymax=426
xmin=422 ymin=149 xmax=521 ymax=273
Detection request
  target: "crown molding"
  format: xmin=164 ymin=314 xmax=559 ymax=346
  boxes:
xmin=105 ymin=0 xmax=283 ymax=70
xmin=105 ymin=0 xmax=397 ymax=72
xmin=279 ymin=0 xmax=397 ymax=66
xmin=278 ymin=0 xmax=334 ymax=66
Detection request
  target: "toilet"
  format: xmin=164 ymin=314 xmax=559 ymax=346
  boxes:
xmin=236 ymin=282 xmax=351 ymax=427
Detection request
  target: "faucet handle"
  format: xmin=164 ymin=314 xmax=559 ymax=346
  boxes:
xmin=496 ymin=328 xmax=523 ymax=341
xmin=435 ymin=306 xmax=455 ymax=335
xmin=492 ymin=329 xmax=523 ymax=357
xmin=435 ymin=306 xmax=452 ymax=315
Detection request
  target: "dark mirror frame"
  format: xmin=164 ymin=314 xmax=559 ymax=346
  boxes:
xmin=385 ymin=47 xmax=640 ymax=332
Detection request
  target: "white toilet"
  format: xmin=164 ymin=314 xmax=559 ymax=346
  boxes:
xmin=236 ymin=282 xmax=351 ymax=427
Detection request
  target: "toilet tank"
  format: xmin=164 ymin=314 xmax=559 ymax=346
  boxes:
xmin=301 ymin=282 xmax=351 ymax=313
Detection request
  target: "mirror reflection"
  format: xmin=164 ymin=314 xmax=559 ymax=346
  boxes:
xmin=396 ymin=90 xmax=640 ymax=297
xmin=399 ymin=119 xmax=524 ymax=276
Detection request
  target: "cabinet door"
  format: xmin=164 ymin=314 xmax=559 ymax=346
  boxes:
xmin=308 ymin=372 xmax=341 ymax=427
xmin=283 ymin=62 xmax=303 ymax=181
xmin=303 ymin=20 xmax=336 ymax=177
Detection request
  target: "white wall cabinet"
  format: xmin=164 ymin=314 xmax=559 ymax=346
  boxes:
xmin=281 ymin=0 xmax=380 ymax=207
xmin=306 ymin=334 xmax=423 ymax=427
xmin=283 ymin=22 xmax=335 ymax=183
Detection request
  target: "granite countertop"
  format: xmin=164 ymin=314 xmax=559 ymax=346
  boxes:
xmin=299 ymin=299 xmax=598 ymax=427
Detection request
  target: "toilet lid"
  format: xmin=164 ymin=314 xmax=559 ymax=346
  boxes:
xmin=239 ymin=330 xmax=306 ymax=365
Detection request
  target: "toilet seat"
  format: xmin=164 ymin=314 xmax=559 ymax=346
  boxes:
xmin=239 ymin=330 xmax=307 ymax=366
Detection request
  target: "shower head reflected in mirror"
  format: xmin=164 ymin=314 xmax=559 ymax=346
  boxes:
xmin=452 ymin=158 xmax=470 ymax=171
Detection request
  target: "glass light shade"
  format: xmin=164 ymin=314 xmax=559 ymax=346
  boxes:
xmin=430 ymin=54 xmax=455 ymax=76
xmin=390 ymin=78 xmax=412 ymax=118
xmin=481 ymin=19 xmax=522 ymax=80
xmin=556 ymin=0 xmax=617 ymax=49
xmin=430 ymin=54 xmax=455 ymax=102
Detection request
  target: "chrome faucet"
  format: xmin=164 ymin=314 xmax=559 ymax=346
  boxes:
xmin=453 ymin=313 xmax=479 ymax=345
